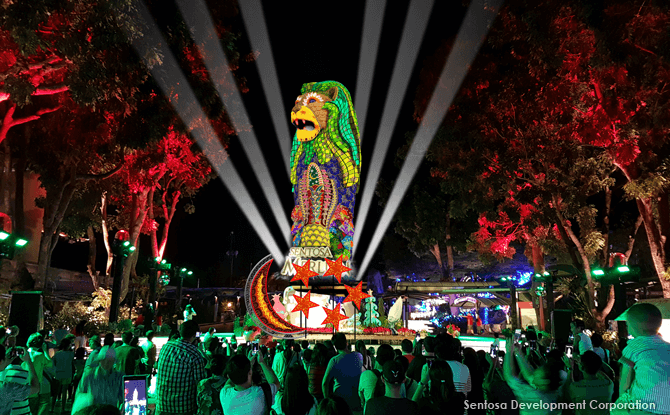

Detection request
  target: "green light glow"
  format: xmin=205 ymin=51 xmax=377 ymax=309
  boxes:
xmin=592 ymin=269 xmax=605 ymax=276
xmin=187 ymin=271 xmax=193 ymax=275
xmin=15 ymin=239 xmax=28 ymax=247
xmin=155 ymin=257 xmax=161 ymax=262
xmin=161 ymin=259 xmax=167 ymax=264
xmin=129 ymin=246 xmax=136 ymax=252
xmin=123 ymin=241 xmax=130 ymax=247
xmin=181 ymin=268 xmax=187 ymax=272
xmin=0 ymin=232 xmax=9 ymax=241
xmin=617 ymin=266 xmax=630 ymax=273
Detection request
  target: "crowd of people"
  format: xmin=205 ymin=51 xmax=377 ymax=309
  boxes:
xmin=0 ymin=302 xmax=669 ymax=415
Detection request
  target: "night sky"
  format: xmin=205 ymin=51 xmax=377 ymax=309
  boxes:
xmin=53 ymin=0 xmax=470 ymax=287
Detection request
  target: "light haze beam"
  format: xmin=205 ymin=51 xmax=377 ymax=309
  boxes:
xmin=357 ymin=0 xmax=503 ymax=278
xmin=355 ymin=0 xmax=387 ymax=142
xmin=353 ymin=0 xmax=434 ymax=257
xmin=176 ymin=0 xmax=292 ymax=249
xmin=119 ymin=1 xmax=285 ymax=266
xmin=237 ymin=0 xmax=292 ymax=178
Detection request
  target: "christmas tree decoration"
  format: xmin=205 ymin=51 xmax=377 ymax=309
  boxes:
xmin=292 ymin=290 xmax=320 ymax=319
xmin=343 ymin=281 xmax=371 ymax=310
xmin=290 ymin=259 xmax=319 ymax=287
xmin=323 ymin=255 xmax=352 ymax=284
xmin=321 ymin=303 xmax=349 ymax=330
xmin=362 ymin=290 xmax=381 ymax=327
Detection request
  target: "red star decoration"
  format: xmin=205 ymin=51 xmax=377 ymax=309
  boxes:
xmin=323 ymin=255 xmax=352 ymax=283
xmin=290 ymin=260 xmax=319 ymax=287
xmin=291 ymin=290 xmax=320 ymax=319
xmin=321 ymin=303 xmax=349 ymax=330
xmin=343 ymin=281 xmax=371 ymax=310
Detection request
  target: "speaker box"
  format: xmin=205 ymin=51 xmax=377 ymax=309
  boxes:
xmin=552 ymin=309 xmax=572 ymax=345
xmin=8 ymin=291 xmax=44 ymax=347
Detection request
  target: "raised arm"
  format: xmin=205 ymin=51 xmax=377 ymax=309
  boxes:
xmin=257 ymin=350 xmax=279 ymax=387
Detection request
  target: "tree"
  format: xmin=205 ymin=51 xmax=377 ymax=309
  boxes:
xmin=362 ymin=292 xmax=381 ymax=327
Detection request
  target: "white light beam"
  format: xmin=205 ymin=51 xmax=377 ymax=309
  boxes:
xmin=119 ymin=1 xmax=285 ymax=265
xmin=237 ymin=0 xmax=292 ymax=178
xmin=352 ymin=0 xmax=434 ymax=257
xmin=357 ymin=0 xmax=503 ymax=278
xmin=355 ymin=0 xmax=387 ymax=142
xmin=177 ymin=0 xmax=292 ymax=248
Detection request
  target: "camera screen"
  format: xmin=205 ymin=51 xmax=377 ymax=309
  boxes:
xmin=124 ymin=377 xmax=147 ymax=415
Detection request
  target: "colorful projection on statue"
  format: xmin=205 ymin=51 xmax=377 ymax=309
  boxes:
xmin=280 ymin=81 xmax=361 ymax=284
xmin=246 ymin=82 xmax=364 ymax=338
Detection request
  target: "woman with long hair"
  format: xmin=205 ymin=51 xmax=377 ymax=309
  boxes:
xmin=272 ymin=363 xmax=318 ymax=415
xmin=355 ymin=341 xmax=372 ymax=371
xmin=412 ymin=360 xmax=464 ymax=415
xmin=308 ymin=343 xmax=330 ymax=402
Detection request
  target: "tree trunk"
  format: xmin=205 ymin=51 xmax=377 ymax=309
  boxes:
xmin=0 ymin=141 xmax=11 ymax=215
xmin=86 ymin=226 xmax=98 ymax=290
xmin=623 ymin=215 xmax=643 ymax=263
xmin=529 ymin=242 xmax=545 ymax=330
xmin=601 ymin=186 xmax=611 ymax=267
xmin=616 ymin=163 xmax=670 ymax=298
xmin=120 ymin=188 xmax=150 ymax=300
xmin=428 ymin=243 xmax=444 ymax=279
xmin=100 ymin=192 xmax=113 ymax=284
xmin=446 ymin=214 xmax=454 ymax=278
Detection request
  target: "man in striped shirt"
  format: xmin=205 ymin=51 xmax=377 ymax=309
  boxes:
xmin=0 ymin=346 xmax=39 ymax=415
xmin=614 ymin=303 xmax=670 ymax=415
xmin=155 ymin=320 xmax=207 ymax=415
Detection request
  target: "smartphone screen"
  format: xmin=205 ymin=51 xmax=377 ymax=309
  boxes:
xmin=498 ymin=355 xmax=504 ymax=364
xmin=251 ymin=342 xmax=259 ymax=355
xmin=565 ymin=345 xmax=573 ymax=358
xmin=513 ymin=329 xmax=522 ymax=343
xmin=490 ymin=344 xmax=497 ymax=357
xmin=124 ymin=375 xmax=147 ymax=415
xmin=196 ymin=332 xmax=201 ymax=338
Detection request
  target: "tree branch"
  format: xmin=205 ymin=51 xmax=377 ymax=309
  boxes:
xmin=76 ymin=162 xmax=125 ymax=181
xmin=32 ymin=84 xmax=69 ymax=96
xmin=624 ymin=214 xmax=644 ymax=262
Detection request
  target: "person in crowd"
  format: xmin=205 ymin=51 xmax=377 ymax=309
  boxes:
xmin=197 ymin=354 xmax=226 ymax=415
xmin=273 ymin=363 xmax=318 ymax=415
xmin=367 ymin=347 xmax=377 ymax=369
xmin=52 ymin=337 xmax=75 ymax=413
xmin=272 ymin=339 xmax=299 ymax=388
xmin=466 ymin=313 xmax=475 ymax=335
xmin=323 ymin=341 xmax=337 ymax=361
xmin=53 ymin=328 xmax=69 ymax=347
xmin=72 ymin=346 xmax=124 ymax=412
xmin=155 ymin=320 xmax=207 ymax=415
xmin=203 ymin=337 xmax=221 ymax=376
xmin=202 ymin=328 xmax=215 ymax=345
xmin=463 ymin=347 xmax=485 ymax=413
xmin=85 ymin=335 xmax=102 ymax=370
xmin=308 ymin=343 xmax=330 ymax=402
xmin=395 ymin=355 xmax=418 ymax=400
xmin=365 ymin=360 xmax=419 ymax=415
xmin=316 ymin=396 xmax=351 ymax=415
xmin=614 ymin=302 xmax=670 ymax=415
xmin=476 ymin=315 xmax=483 ymax=335
xmin=437 ymin=338 xmax=472 ymax=395
xmin=423 ymin=336 xmax=437 ymax=364
xmin=503 ymin=333 xmax=563 ymax=415
xmin=114 ymin=331 xmax=141 ymax=376
xmin=73 ymin=321 xmax=87 ymax=350
xmin=564 ymin=351 xmax=613 ymax=415
xmin=482 ymin=351 xmax=518 ymax=415
xmin=25 ymin=333 xmax=52 ymax=415
xmin=72 ymin=348 xmax=87 ymax=401
xmin=71 ymin=403 xmax=122 ymax=415
xmin=356 ymin=341 xmax=372 ymax=371
xmin=5 ymin=326 xmax=19 ymax=348
xmin=401 ymin=340 xmax=415 ymax=364
xmin=183 ymin=304 xmax=197 ymax=322
xmin=359 ymin=344 xmax=394 ymax=410
xmin=492 ymin=333 xmax=501 ymax=348
xmin=141 ymin=330 xmax=157 ymax=377
xmin=300 ymin=340 xmax=310 ymax=360
xmin=412 ymin=360 xmax=464 ymax=415
xmin=570 ymin=319 xmax=593 ymax=355
xmin=589 ymin=333 xmax=609 ymax=365
xmin=220 ymin=350 xmax=279 ymax=414
xmin=303 ymin=349 xmax=313 ymax=373
xmin=2 ymin=346 xmax=39 ymax=415
xmin=406 ymin=354 xmax=426 ymax=390
xmin=393 ymin=349 xmax=402 ymax=358
xmin=322 ymin=333 xmax=364 ymax=414
xmin=103 ymin=334 xmax=114 ymax=348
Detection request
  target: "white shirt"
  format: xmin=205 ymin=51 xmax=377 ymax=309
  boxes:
xmin=620 ymin=334 xmax=670 ymax=414
xmin=577 ymin=332 xmax=593 ymax=355
xmin=220 ymin=383 xmax=278 ymax=415
xmin=506 ymin=376 xmax=562 ymax=415
xmin=446 ymin=360 xmax=472 ymax=393
xmin=184 ymin=309 xmax=196 ymax=321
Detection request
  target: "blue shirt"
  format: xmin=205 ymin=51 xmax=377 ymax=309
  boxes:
xmin=323 ymin=352 xmax=364 ymax=412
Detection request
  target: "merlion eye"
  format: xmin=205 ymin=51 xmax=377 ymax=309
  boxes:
xmin=309 ymin=98 xmax=316 ymax=103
